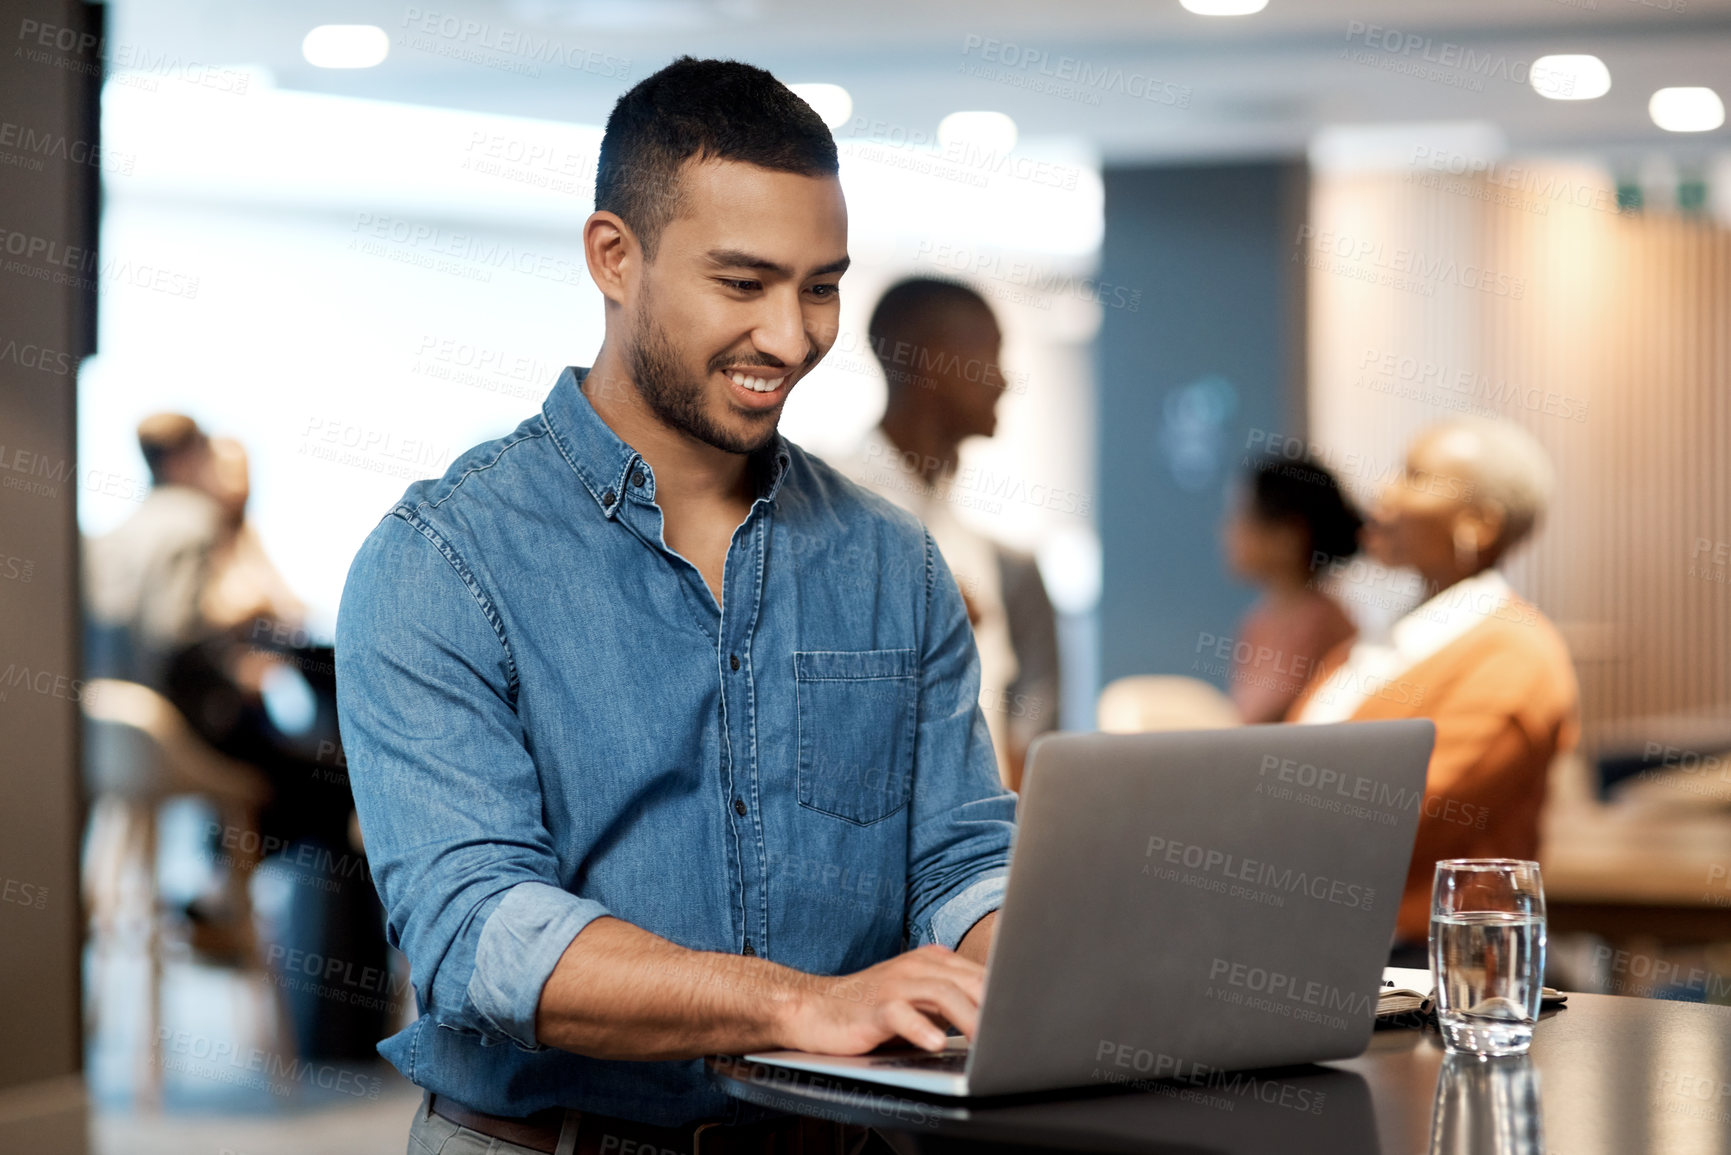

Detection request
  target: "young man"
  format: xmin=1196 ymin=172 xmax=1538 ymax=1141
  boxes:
xmin=336 ymin=57 xmax=1016 ymax=1152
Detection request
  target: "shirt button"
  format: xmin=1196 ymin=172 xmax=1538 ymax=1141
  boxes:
xmin=742 ymin=940 xmax=756 ymax=957
xmin=729 ymin=654 xmax=740 ymax=671
xmin=601 ymin=488 xmax=616 ymax=505
xmin=631 ymin=469 xmax=645 ymax=487
xmin=733 ymin=797 xmax=747 ymax=817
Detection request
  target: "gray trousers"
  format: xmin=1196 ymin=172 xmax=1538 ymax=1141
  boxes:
xmin=406 ymin=1091 xmax=916 ymax=1155
xmin=408 ymin=1092 xmax=550 ymax=1154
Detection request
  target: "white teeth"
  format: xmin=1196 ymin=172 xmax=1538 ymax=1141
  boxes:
xmin=729 ymin=371 xmax=785 ymax=393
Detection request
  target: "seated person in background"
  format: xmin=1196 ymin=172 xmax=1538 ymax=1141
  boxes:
xmin=166 ymin=433 xmax=352 ymax=861
xmin=1289 ymin=417 xmax=1578 ymax=965
xmin=200 ymin=435 xmax=307 ymax=632
xmin=158 ymin=437 xmax=374 ymax=1004
xmin=837 ymin=277 xmax=1062 ymax=790
xmin=1223 ymin=454 xmax=1362 ymax=723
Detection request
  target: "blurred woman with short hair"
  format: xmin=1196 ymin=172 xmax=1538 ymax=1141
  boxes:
xmin=1289 ymin=418 xmax=1578 ymax=962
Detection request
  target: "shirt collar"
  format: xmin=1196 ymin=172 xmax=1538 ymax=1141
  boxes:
xmin=1389 ymin=568 xmax=1512 ymax=663
xmin=541 ymin=366 xmax=794 ymax=518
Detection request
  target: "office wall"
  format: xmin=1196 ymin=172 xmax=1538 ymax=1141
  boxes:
xmin=1308 ymin=162 xmax=1731 ymax=746
xmin=1095 ymin=162 xmax=1309 ymax=692
xmin=0 ymin=0 xmax=98 ymax=1148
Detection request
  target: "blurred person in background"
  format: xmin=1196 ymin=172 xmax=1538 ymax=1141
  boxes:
xmin=165 ymin=431 xmax=352 ymax=869
xmin=1288 ymin=417 xmax=1578 ymax=967
xmin=85 ymin=413 xmax=224 ymax=690
xmin=200 ymin=435 xmax=307 ymax=631
xmin=1223 ymin=453 xmax=1362 ymax=724
xmin=838 ymin=277 xmax=1061 ymax=791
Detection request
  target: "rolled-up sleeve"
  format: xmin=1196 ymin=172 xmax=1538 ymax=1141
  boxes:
xmin=903 ymin=531 xmax=1018 ymax=949
xmin=336 ymin=512 xmax=609 ymax=1050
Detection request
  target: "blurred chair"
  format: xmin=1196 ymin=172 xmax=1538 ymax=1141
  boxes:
xmin=81 ymin=677 xmax=279 ymax=1107
xmin=1096 ymin=675 xmax=1241 ymax=734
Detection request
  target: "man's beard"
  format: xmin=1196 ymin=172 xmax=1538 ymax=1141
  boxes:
xmin=627 ymin=309 xmax=781 ymax=456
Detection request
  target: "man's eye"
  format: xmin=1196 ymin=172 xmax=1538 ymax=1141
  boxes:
xmin=808 ymin=283 xmax=839 ymax=299
xmin=723 ymin=278 xmax=761 ymax=292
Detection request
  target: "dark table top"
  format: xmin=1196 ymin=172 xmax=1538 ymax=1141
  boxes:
xmin=710 ymin=994 xmax=1731 ymax=1153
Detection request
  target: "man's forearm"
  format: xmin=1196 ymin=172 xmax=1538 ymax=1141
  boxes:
xmin=533 ymin=916 xmax=815 ymax=1060
xmin=955 ymin=910 xmax=997 ymax=966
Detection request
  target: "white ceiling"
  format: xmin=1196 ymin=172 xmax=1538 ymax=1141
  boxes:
xmin=112 ymin=0 xmax=1731 ymax=164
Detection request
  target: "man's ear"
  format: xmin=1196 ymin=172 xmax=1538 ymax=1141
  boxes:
xmin=583 ymin=210 xmax=637 ymax=306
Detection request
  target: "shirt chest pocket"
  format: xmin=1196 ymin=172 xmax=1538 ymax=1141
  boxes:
xmin=794 ymin=648 xmax=918 ymax=826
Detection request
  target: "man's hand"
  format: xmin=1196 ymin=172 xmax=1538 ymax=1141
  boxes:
xmin=775 ymin=943 xmax=986 ymax=1054
xmin=534 ymin=917 xmax=993 ymax=1061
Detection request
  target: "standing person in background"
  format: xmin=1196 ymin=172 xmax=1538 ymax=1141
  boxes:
xmin=1223 ymin=454 xmax=1362 ymax=723
xmin=85 ymin=413 xmax=225 ymax=690
xmin=839 ymin=277 xmax=1062 ymax=791
xmin=1289 ymin=417 xmax=1578 ymax=967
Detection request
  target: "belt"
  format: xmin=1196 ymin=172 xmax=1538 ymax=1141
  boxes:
xmin=428 ymin=1092 xmax=852 ymax=1155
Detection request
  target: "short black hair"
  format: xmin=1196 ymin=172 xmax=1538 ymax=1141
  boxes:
xmin=1245 ymin=453 xmax=1363 ymax=569
xmin=867 ymin=278 xmax=996 ymax=393
xmin=595 ymin=56 xmax=839 ymax=259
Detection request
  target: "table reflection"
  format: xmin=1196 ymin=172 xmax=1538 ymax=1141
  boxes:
xmin=1428 ymin=1053 xmax=1545 ymax=1155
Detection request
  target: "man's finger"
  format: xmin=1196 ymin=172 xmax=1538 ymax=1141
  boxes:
xmin=909 ymin=979 xmax=981 ymax=1040
xmin=884 ymin=1003 xmax=948 ymax=1052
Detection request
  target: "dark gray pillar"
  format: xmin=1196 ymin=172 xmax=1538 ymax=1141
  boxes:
xmin=1095 ymin=162 xmax=1308 ymax=691
xmin=0 ymin=0 xmax=101 ymax=1148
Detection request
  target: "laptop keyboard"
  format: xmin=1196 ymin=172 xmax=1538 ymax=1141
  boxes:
xmin=867 ymin=1050 xmax=969 ymax=1072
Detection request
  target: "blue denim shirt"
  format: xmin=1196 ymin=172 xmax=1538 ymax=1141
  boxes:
xmin=335 ymin=367 xmax=1016 ymax=1125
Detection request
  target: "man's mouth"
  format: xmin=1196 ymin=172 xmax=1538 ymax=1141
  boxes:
xmin=725 ymin=369 xmax=788 ymax=394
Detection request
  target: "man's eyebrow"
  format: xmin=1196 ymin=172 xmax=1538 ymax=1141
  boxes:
xmin=705 ymin=249 xmax=851 ymax=278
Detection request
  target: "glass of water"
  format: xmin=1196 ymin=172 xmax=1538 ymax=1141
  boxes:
xmin=1430 ymin=859 xmax=1547 ymax=1056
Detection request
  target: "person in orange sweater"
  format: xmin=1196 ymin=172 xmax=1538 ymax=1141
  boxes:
xmin=1287 ymin=417 xmax=1578 ymax=966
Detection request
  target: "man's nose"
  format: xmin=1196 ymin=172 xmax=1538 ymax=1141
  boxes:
xmin=751 ymin=289 xmax=812 ymax=368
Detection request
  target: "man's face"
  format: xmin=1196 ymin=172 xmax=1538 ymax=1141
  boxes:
xmin=624 ymin=158 xmax=848 ymax=454
xmin=932 ymin=308 xmax=1005 ymax=442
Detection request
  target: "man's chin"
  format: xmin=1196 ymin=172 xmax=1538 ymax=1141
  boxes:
xmin=703 ymin=402 xmax=785 ymax=456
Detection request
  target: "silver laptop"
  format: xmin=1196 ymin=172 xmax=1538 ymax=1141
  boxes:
xmin=744 ymin=720 xmax=1434 ymax=1097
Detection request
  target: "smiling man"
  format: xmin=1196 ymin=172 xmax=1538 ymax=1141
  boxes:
xmin=335 ymin=57 xmax=1016 ymax=1154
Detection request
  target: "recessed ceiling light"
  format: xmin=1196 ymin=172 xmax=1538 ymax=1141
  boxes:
xmin=788 ymin=84 xmax=853 ymax=130
xmin=1180 ymin=0 xmax=1269 ymax=13
xmin=1529 ymin=55 xmax=1610 ymax=101
xmin=1650 ymin=87 xmax=1725 ymax=132
xmin=937 ymin=111 xmax=1017 ymax=154
xmin=302 ymin=25 xmax=389 ymax=69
